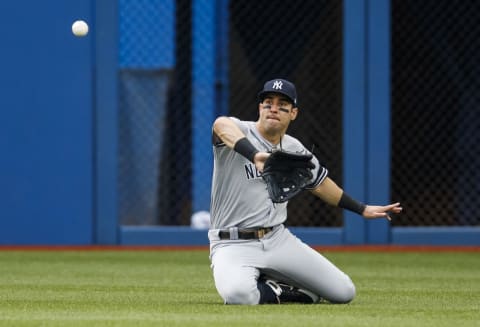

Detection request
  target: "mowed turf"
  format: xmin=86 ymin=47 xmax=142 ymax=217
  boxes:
xmin=0 ymin=249 xmax=478 ymax=327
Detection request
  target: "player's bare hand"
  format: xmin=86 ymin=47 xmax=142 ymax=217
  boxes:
xmin=253 ymin=152 xmax=270 ymax=173
xmin=362 ymin=202 xmax=402 ymax=221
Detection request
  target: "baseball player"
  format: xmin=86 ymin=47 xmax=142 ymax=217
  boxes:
xmin=209 ymin=78 xmax=402 ymax=304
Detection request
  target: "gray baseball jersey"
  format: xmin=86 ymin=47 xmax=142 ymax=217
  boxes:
xmin=210 ymin=117 xmax=328 ymax=229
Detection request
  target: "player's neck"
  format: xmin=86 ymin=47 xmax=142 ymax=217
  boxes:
xmin=255 ymin=122 xmax=284 ymax=145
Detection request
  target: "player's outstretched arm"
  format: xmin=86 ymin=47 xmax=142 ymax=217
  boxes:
xmin=310 ymin=177 xmax=402 ymax=221
xmin=309 ymin=177 xmax=343 ymax=205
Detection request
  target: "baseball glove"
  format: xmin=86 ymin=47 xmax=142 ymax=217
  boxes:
xmin=262 ymin=151 xmax=315 ymax=203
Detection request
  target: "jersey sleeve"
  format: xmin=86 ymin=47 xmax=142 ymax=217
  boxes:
xmin=304 ymin=153 xmax=328 ymax=190
xmin=212 ymin=116 xmax=249 ymax=147
xmin=228 ymin=116 xmax=250 ymax=134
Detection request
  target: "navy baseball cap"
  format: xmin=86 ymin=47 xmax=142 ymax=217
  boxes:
xmin=258 ymin=78 xmax=297 ymax=106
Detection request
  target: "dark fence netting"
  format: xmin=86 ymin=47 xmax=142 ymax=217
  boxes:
xmin=391 ymin=0 xmax=480 ymax=226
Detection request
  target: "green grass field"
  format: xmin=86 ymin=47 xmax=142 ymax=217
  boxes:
xmin=0 ymin=250 xmax=478 ymax=326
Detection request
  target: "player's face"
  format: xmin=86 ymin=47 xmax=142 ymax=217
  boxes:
xmin=258 ymin=94 xmax=298 ymax=133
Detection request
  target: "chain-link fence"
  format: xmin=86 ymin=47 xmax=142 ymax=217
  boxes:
xmin=118 ymin=0 xmax=192 ymax=226
xmin=118 ymin=70 xmax=171 ymax=225
xmin=391 ymin=0 xmax=480 ymax=226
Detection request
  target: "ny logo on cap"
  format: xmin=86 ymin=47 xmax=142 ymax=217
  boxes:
xmin=272 ymin=80 xmax=283 ymax=90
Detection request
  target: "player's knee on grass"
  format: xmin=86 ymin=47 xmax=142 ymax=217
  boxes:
xmin=328 ymin=276 xmax=356 ymax=304
xmin=217 ymin=282 xmax=260 ymax=305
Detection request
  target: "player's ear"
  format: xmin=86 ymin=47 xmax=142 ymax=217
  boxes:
xmin=290 ymin=107 xmax=299 ymax=121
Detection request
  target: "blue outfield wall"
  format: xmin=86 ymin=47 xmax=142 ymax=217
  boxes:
xmin=1 ymin=0 xmax=478 ymax=246
xmin=343 ymin=0 xmax=392 ymax=244
xmin=95 ymin=0 xmax=120 ymax=245
xmin=119 ymin=226 xmax=480 ymax=246
xmin=343 ymin=0 xmax=367 ymax=244
xmin=120 ymin=226 xmax=343 ymax=246
xmin=391 ymin=227 xmax=480 ymax=246
xmin=0 ymin=0 xmax=95 ymax=245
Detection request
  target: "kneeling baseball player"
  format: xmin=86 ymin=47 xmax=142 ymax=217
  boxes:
xmin=209 ymin=78 xmax=402 ymax=304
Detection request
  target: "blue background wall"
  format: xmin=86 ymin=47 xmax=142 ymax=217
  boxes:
xmin=0 ymin=1 xmax=94 ymax=244
xmin=0 ymin=0 xmax=478 ymax=246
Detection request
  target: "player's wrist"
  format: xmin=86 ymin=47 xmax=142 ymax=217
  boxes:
xmin=338 ymin=192 xmax=366 ymax=215
xmin=234 ymin=137 xmax=259 ymax=163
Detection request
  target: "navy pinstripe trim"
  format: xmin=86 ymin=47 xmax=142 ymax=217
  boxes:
xmin=305 ymin=166 xmax=328 ymax=190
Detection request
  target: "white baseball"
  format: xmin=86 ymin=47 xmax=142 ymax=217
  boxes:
xmin=72 ymin=20 xmax=89 ymax=37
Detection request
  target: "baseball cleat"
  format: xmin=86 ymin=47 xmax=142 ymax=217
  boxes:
xmin=265 ymin=279 xmax=319 ymax=304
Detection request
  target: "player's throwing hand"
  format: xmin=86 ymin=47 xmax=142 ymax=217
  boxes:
xmin=362 ymin=202 xmax=403 ymax=221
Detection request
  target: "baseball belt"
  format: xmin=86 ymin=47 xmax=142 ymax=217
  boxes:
xmin=218 ymin=227 xmax=274 ymax=240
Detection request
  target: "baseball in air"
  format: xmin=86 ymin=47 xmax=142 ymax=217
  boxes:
xmin=72 ymin=20 xmax=89 ymax=37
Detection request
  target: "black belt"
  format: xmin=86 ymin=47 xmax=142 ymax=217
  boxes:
xmin=218 ymin=227 xmax=274 ymax=240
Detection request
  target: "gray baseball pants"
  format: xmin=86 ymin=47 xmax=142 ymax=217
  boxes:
xmin=208 ymin=224 xmax=356 ymax=304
